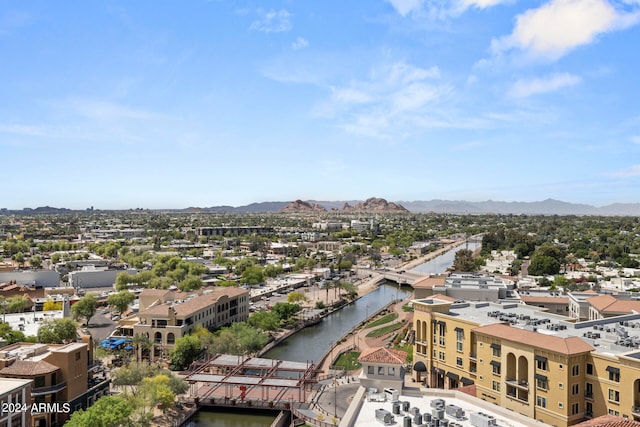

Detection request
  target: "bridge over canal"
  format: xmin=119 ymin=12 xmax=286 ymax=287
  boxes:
xmin=184 ymin=354 xmax=322 ymax=409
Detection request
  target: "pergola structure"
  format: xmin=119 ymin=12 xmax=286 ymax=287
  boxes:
xmin=185 ymin=354 xmax=321 ymax=404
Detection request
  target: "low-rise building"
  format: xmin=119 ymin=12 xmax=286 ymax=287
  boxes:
xmin=0 ymin=377 xmax=32 ymax=427
xmin=0 ymin=338 xmax=108 ymax=427
xmin=120 ymin=287 xmax=250 ymax=359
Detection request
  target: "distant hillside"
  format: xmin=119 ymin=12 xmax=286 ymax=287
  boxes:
xmin=280 ymin=200 xmax=327 ymax=213
xmin=2 ymin=199 xmax=639 ymax=216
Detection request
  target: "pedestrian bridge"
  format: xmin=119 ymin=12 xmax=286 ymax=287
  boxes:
xmin=185 ymin=354 xmax=322 ymax=407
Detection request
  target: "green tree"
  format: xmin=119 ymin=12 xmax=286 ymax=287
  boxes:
xmin=177 ymin=275 xmax=203 ymax=291
xmin=452 ymin=249 xmax=477 ymax=272
xmin=71 ymin=294 xmax=98 ymax=326
xmin=6 ymin=295 xmax=29 ymax=313
xmin=247 ymin=311 xmax=280 ymax=331
xmin=29 ymin=254 xmax=42 ymax=269
xmin=0 ymin=322 xmax=27 ymax=344
xmin=528 ymin=255 xmax=561 ymax=276
xmin=107 ymin=290 xmax=135 ymax=314
xmin=37 ymin=318 xmax=78 ymax=343
xmin=241 ymin=265 xmax=264 ymax=286
xmin=12 ymin=252 xmax=25 ymax=267
xmin=169 ymin=334 xmax=202 ymax=370
xmin=65 ymin=395 xmax=133 ymax=427
xmin=140 ymin=374 xmax=175 ymax=412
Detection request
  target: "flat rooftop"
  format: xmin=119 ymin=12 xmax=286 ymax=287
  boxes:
xmin=1 ymin=310 xmax=63 ymax=339
xmin=353 ymin=389 xmax=551 ymax=427
xmin=418 ymin=299 xmax=640 ymax=357
xmin=0 ymin=377 xmax=32 ymax=395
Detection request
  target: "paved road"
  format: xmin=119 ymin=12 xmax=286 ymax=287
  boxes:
xmin=87 ymin=310 xmax=118 ymax=342
xmin=316 ymin=381 xmax=361 ymax=419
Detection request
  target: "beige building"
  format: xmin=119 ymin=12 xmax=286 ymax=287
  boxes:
xmin=0 ymin=337 xmax=108 ymax=427
xmin=358 ymin=347 xmax=408 ymax=392
xmin=119 ymin=287 xmax=250 ymax=358
xmin=0 ymin=378 xmax=32 ymax=427
xmin=413 ymin=296 xmax=640 ymax=427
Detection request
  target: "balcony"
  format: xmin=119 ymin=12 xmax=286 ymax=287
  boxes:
xmin=585 ymin=411 xmax=593 ymax=419
xmin=632 ymin=405 xmax=640 ymax=416
xmin=505 ymin=378 xmax=529 ymax=391
xmin=506 ymin=391 xmax=529 ymax=404
xmin=469 ymin=353 xmax=477 ymax=360
xmin=32 ymin=382 xmax=67 ymax=396
xmin=584 ymin=391 xmax=594 ymax=400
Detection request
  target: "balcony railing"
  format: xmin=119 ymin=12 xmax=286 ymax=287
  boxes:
xmin=584 ymin=392 xmax=594 ymax=399
xmin=32 ymin=382 xmax=67 ymax=396
xmin=469 ymin=353 xmax=477 ymax=360
xmin=505 ymin=378 xmax=529 ymax=390
xmin=632 ymin=406 xmax=640 ymax=415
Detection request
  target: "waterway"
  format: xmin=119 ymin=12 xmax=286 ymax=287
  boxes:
xmin=410 ymin=241 xmax=482 ymax=275
xmin=191 ymin=243 xmax=477 ymax=426
xmin=263 ymin=282 xmax=413 ymax=363
xmin=191 ymin=408 xmax=276 ymax=426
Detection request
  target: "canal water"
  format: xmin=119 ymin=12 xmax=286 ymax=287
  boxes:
xmin=191 ymin=242 xmax=477 ymax=426
xmin=263 ymin=281 xmax=413 ymax=363
xmin=191 ymin=408 xmax=276 ymax=426
xmin=410 ymin=241 xmax=481 ymax=275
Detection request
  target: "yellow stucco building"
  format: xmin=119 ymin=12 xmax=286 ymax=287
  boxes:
xmin=413 ymin=296 xmax=640 ymax=427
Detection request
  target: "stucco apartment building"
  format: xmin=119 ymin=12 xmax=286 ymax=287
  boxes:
xmin=0 ymin=378 xmax=32 ymax=427
xmin=119 ymin=287 xmax=250 ymax=358
xmin=0 ymin=338 xmax=109 ymax=427
xmin=413 ymin=296 xmax=640 ymax=427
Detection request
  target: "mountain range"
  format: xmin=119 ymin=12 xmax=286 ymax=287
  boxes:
xmin=2 ymin=199 xmax=639 ymax=216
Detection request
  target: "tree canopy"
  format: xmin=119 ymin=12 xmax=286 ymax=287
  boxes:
xmin=37 ymin=318 xmax=78 ymax=344
xmin=71 ymin=294 xmax=98 ymax=326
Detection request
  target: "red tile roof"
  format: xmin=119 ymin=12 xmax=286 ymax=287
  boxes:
xmin=358 ymin=347 xmax=408 ymax=365
xmin=473 ymin=323 xmax=594 ymax=355
xmin=573 ymin=415 xmax=640 ymax=427
xmin=587 ymin=295 xmax=640 ymax=314
xmin=0 ymin=360 xmax=60 ymax=376
xmin=138 ymin=287 xmax=248 ymax=318
xmin=413 ymin=275 xmax=446 ymax=288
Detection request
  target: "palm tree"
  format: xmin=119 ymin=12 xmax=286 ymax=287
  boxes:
xmin=132 ymin=334 xmax=152 ymax=362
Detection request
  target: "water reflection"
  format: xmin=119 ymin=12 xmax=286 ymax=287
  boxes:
xmin=410 ymin=241 xmax=481 ymax=275
xmin=263 ymin=282 xmax=412 ymax=363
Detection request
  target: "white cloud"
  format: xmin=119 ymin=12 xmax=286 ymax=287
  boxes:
xmin=608 ymin=164 xmax=640 ymax=177
xmin=292 ymin=36 xmax=308 ymax=50
xmin=387 ymin=0 xmax=424 ymax=16
xmin=508 ymin=73 xmax=582 ymax=97
xmin=631 ymin=135 xmax=640 ymax=144
xmin=388 ymin=62 xmax=440 ymax=84
xmin=492 ymin=0 xmax=640 ymax=60
xmin=250 ymin=9 xmax=292 ymax=33
xmin=331 ymin=87 xmax=374 ymax=104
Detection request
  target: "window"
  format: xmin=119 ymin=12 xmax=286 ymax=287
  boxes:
xmin=571 ymin=403 xmax=580 ymax=415
xmin=492 ymin=347 xmax=501 ymax=357
xmin=388 ymin=367 xmax=395 ymax=376
xmin=572 ymin=384 xmax=579 ymax=395
xmin=439 ymin=336 xmax=446 ymax=346
xmin=559 ymin=364 xmax=564 ymax=370
xmin=572 ymin=364 xmax=580 ymax=376
xmin=536 ymin=378 xmax=548 ymax=390
xmin=609 ymin=389 xmax=620 ymax=402
xmin=34 ymin=376 xmax=45 ymax=388
xmin=536 ymin=359 xmax=548 ymax=371
xmin=559 ymin=383 xmax=564 ymax=389
xmin=586 ymin=363 xmax=593 ymax=375
xmin=491 ymin=361 xmax=501 ymax=375
xmin=433 ymin=349 xmax=437 ymax=358
xmin=456 ymin=342 xmax=463 ymax=352
xmin=368 ymin=366 xmax=374 ymax=374
xmin=439 ymin=352 xmax=446 ymax=361
xmin=456 ymin=329 xmax=464 ymax=341
xmin=609 ymin=370 xmax=620 ymax=382
xmin=537 ymin=396 xmax=547 ymax=408
xmin=492 ymin=381 xmax=501 ymax=392
xmin=558 ymin=402 xmax=564 ymax=409
xmin=75 ymin=351 xmax=81 ymax=361
xmin=609 ymin=410 xmax=620 ymax=416
xmin=457 ymin=357 xmax=463 ymax=367
xmin=378 ymin=366 xmax=385 ymax=375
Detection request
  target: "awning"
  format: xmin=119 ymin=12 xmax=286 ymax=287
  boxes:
xmin=413 ymin=361 xmax=427 ymax=372
xmin=534 ymin=374 xmax=548 ymax=381
xmin=460 ymin=377 xmax=474 ymax=385
xmin=454 ymin=327 xmax=463 ymax=332
xmin=606 ymin=366 xmax=620 ymax=374
xmin=490 ymin=360 xmax=501 ymax=367
xmin=437 ymin=321 xmax=446 ymax=326
xmin=446 ymin=372 xmax=460 ymax=381
xmin=490 ymin=343 xmax=501 ymax=350
xmin=534 ymin=355 xmax=547 ymax=363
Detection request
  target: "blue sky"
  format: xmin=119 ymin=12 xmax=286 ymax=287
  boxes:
xmin=1 ymin=0 xmax=639 ymax=209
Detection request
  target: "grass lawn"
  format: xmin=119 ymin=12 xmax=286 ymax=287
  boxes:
xmin=365 ymin=313 xmax=398 ymax=328
xmin=333 ymin=351 xmax=362 ymax=371
xmin=365 ymin=322 xmax=404 ymax=338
